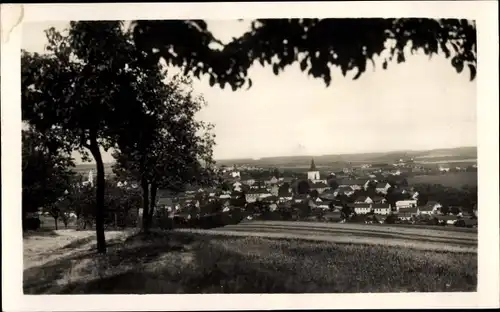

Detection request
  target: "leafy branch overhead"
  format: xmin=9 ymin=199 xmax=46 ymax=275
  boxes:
xmin=132 ymin=18 xmax=477 ymax=90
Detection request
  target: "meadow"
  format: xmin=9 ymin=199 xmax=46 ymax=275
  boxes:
xmin=408 ymin=172 xmax=477 ymax=188
xmin=24 ymin=221 xmax=477 ymax=294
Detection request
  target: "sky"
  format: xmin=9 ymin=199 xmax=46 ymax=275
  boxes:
xmin=21 ymin=20 xmax=477 ymax=163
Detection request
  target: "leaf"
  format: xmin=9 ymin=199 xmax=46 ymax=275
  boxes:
xmin=468 ymin=64 xmax=476 ymax=81
xmin=396 ymin=51 xmax=405 ymax=64
xmin=272 ymin=64 xmax=279 ymax=75
xmin=246 ymin=78 xmax=253 ymax=90
xmin=300 ymin=58 xmax=308 ymax=71
xmin=209 ymin=75 xmax=215 ymax=87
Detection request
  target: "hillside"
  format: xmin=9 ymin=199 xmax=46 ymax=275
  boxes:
xmin=215 ymin=146 xmax=477 ymax=168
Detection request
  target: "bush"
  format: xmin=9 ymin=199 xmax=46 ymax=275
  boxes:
xmin=23 ymin=217 xmax=41 ymax=231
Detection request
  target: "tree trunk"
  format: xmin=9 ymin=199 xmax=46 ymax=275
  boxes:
xmin=148 ymin=181 xmax=158 ymax=229
xmin=141 ymin=177 xmax=150 ymax=232
xmin=54 ymin=217 xmax=58 ymax=230
xmin=89 ymin=137 xmax=107 ymax=254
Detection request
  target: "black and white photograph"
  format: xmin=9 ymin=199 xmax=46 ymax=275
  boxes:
xmin=2 ymin=1 xmax=499 ymax=311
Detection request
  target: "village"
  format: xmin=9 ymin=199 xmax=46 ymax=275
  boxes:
xmin=79 ymin=157 xmax=478 ymax=228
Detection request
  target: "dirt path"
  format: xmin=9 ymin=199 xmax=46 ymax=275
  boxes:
xmin=23 ymin=229 xmax=135 ymax=270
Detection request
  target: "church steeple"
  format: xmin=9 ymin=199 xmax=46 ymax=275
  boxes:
xmin=309 ymin=158 xmax=317 ymax=171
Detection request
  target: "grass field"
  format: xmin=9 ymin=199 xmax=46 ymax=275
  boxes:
xmin=23 ymin=221 xmax=477 ymax=294
xmin=408 ymin=172 xmax=477 ymax=188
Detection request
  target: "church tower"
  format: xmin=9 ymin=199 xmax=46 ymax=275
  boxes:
xmin=307 ymin=158 xmax=320 ymax=181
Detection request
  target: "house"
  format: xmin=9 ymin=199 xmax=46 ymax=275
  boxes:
xmin=230 ymin=171 xmax=241 ymax=178
xmin=334 ymin=186 xmax=355 ymax=197
xmin=232 ymin=181 xmax=242 ymax=188
xmin=354 ymin=196 xmax=373 ymax=204
xmin=438 ymin=166 xmax=450 ymax=172
xmin=397 ymin=207 xmax=418 ymax=220
xmin=245 ymin=190 xmax=259 ymax=203
xmin=270 ymin=176 xmax=279 ymax=184
xmin=372 ymin=203 xmax=391 ymax=215
xmin=268 ymin=202 xmax=278 ymax=212
xmin=425 ymin=201 xmax=443 ymax=213
xmin=310 ymin=181 xmax=330 ymax=194
xmin=319 ymin=191 xmax=337 ymax=201
xmin=270 ymin=184 xmax=280 ymax=196
xmin=417 ymin=205 xmax=434 ymax=215
xmin=395 ymin=199 xmax=417 ymax=210
xmin=435 ymin=215 xmax=458 ymax=226
xmin=316 ymin=200 xmax=331 ymax=210
xmin=417 ymin=201 xmax=441 ymax=215
xmin=338 ymin=179 xmax=365 ymax=191
xmin=371 ymin=196 xmax=387 ymax=204
xmin=373 ymin=214 xmax=388 ymax=224
xmin=279 ymin=192 xmax=293 ymax=203
xmin=262 ymin=195 xmax=279 ymax=204
xmin=354 ymin=203 xmax=372 ymax=215
xmin=293 ymin=194 xmax=309 ymax=203
xmin=375 ymin=182 xmax=392 ymax=194
xmin=242 ymin=178 xmax=256 ymax=186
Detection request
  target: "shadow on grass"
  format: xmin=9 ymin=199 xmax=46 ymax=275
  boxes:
xmin=24 ymin=231 xmax=478 ymax=294
xmin=23 ymin=231 xmax=197 ymax=294
xmin=23 ymin=228 xmax=59 ymax=238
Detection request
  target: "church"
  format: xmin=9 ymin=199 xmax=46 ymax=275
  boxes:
xmin=307 ymin=158 xmax=327 ymax=184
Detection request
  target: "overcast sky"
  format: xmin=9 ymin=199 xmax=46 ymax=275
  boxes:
xmin=22 ymin=20 xmax=477 ymax=163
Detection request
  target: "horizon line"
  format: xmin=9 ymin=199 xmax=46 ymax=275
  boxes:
xmin=74 ymin=145 xmax=478 ymax=166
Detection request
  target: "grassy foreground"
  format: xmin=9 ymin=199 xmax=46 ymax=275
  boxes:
xmin=24 ymin=225 xmax=477 ymax=294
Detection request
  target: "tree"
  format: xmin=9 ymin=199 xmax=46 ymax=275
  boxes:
xmin=22 ymin=22 xmax=156 ymax=253
xmin=272 ymin=168 xmax=281 ymax=179
xmin=296 ymin=180 xmax=310 ymax=195
xmin=132 ymin=18 xmax=476 ymax=90
xmin=327 ymin=178 xmax=339 ymax=190
xmin=309 ymin=189 xmax=319 ymax=199
xmin=112 ymin=73 xmax=217 ymax=232
xmin=22 ymin=128 xmax=75 ymax=231
xmin=278 ymin=182 xmax=291 ymax=196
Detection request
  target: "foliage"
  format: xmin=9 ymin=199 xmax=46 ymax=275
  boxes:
xmin=327 ymin=178 xmax=339 ymax=190
xmin=113 ymin=73 xmax=217 ymax=193
xmin=278 ymin=183 xmax=291 ymax=196
xmin=132 ymin=18 xmax=476 ymax=90
xmin=22 ymin=128 xmax=75 ymax=227
xmin=295 ymin=180 xmax=310 ymax=195
xmin=309 ymin=189 xmax=319 ymax=199
xmin=111 ymin=70 xmax=217 ymax=231
xmin=22 ymin=21 xmax=162 ymax=252
xmin=414 ymin=183 xmax=477 ymax=210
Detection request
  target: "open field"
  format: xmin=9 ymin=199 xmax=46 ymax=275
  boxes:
xmin=408 ymin=172 xmax=477 ymax=188
xmin=24 ymin=221 xmax=477 ymax=294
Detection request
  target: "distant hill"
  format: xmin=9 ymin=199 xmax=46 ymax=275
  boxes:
xmin=72 ymin=146 xmax=476 ymax=173
xmin=215 ymin=146 xmax=477 ymax=168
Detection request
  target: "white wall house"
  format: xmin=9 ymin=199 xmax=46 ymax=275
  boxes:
xmin=395 ymin=199 xmax=417 ymax=210
xmin=355 ymin=196 xmax=373 ymax=204
xmin=376 ymin=182 xmax=391 ymax=194
xmin=354 ymin=203 xmax=372 ymax=215
xmin=372 ymin=204 xmax=391 ymax=215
